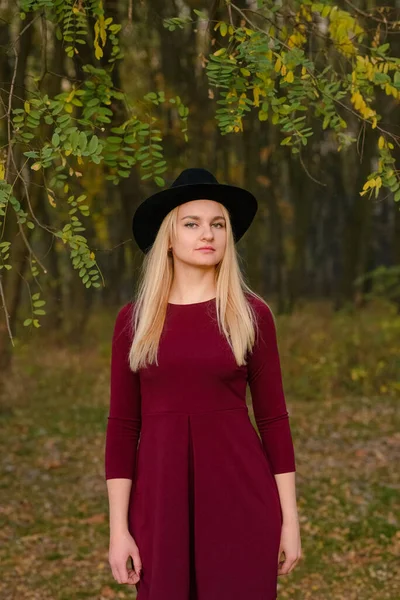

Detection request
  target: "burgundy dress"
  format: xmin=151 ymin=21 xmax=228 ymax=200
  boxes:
xmin=105 ymin=294 xmax=296 ymax=600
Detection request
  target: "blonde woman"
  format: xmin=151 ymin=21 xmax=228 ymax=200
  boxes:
xmin=105 ymin=168 xmax=301 ymax=600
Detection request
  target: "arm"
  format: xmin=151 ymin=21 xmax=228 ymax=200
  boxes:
xmin=105 ymin=302 xmax=142 ymax=534
xmin=247 ymin=299 xmax=296 ymax=478
xmin=248 ymin=299 xmax=301 ymax=574
xmin=105 ymin=303 xmax=143 ymax=584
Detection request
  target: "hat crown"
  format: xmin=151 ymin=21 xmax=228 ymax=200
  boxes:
xmin=171 ymin=168 xmax=218 ymax=188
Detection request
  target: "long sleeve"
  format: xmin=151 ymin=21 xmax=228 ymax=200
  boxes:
xmin=105 ymin=302 xmax=142 ymax=480
xmin=247 ymin=299 xmax=296 ymax=475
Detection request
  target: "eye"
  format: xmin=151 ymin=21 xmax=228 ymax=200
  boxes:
xmin=184 ymin=222 xmax=225 ymax=228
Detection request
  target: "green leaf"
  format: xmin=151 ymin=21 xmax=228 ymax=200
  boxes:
xmin=33 ymin=300 xmax=46 ymax=307
xmin=79 ymin=131 xmax=87 ymax=151
xmin=87 ymin=135 xmax=99 ymax=153
xmin=51 ymin=133 xmax=60 ymax=147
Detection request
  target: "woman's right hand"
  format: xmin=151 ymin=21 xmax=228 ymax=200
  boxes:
xmin=109 ymin=530 xmax=142 ymax=585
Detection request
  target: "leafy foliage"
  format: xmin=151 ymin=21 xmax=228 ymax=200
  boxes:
xmin=164 ymin=1 xmax=400 ymax=201
xmin=1 ymin=1 xmax=189 ymax=334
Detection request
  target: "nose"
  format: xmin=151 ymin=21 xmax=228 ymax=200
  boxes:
xmin=201 ymin=226 xmax=214 ymax=240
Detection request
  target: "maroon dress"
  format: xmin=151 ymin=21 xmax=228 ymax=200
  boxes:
xmin=105 ymin=294 xmax=296 ymax=600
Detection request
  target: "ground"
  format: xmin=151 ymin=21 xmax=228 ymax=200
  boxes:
xmin=0 ymin=300 xmax=399 ymax=599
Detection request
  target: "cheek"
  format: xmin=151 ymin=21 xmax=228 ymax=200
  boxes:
xmin=175 ymin=229 xmax=196 ymax=251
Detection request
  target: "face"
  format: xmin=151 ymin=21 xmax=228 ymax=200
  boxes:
xmin=170 ymin=199 xmax=227 ymax=266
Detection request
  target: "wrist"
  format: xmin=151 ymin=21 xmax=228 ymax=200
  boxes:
xmin=109 ymin=518 xmax=129 ymax=537
xmin=282 ymin=513 xmax=299 ymax=525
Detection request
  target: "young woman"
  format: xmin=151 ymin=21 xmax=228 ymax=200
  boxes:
xmin=105 ymin=168 xmax=301 ymax=600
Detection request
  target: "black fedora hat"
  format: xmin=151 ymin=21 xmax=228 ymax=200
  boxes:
xmin=132 ymin=168 xmax=258 ymax=254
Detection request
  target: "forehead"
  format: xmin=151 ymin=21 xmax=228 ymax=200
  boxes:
xmin=178 ymin=199 xmax=222 ymax=216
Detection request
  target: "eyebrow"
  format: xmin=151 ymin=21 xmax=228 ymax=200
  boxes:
xmin=181 ymin=215 xmax=226 ymax=222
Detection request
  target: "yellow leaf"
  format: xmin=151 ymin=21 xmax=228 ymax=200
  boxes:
xmin=378 ymin=136 xmax=385 ymax=149
xmin=90 ymin=252 xmax=95 ymax=260
xmin=274 ymin=58 xmax=281 ymax=73
xmin=31 ymin=162 xmax=41 ymax=171
xmin=99 ymin=16 xmax=107 ymax=46
xmin=220 ymin=22 xmax=227 ymax=37
xmin=24 ymin=101 xmax=30 ymax=114
xmin=47 ymin=194 xmax=56 ymax=207
xmin=64 ymin=183 xmax=69 ymax=193
xmin=362 ymin=180 xmax=372 ymax=191
xmin=286 ymin=70 xmax=294 ymax=83
xmin=240 ymin=68 xmax=251 ymax=76
xmin=65 ymin=148 xmax=72 ymax=156
xmin=0 ymin=161 xmax=5 ymax=180
xmin=77 ymin=156 xmax=84 ymax=165
xmin=213 ymin=48 xmax=225 ymax=57
xmin=66 ymin=89 xmax=75 ymax=103
xmin=253 ymin=86 xmax=260 ymax=107
xmin=95 ymin=44 xmax=103 ymax=60
xmin=281 ymin=64 xmax=287 ymax=76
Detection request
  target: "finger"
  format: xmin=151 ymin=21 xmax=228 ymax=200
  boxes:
xmin=278 ymin=557 xmax=296 ymax=575
xmin=116 ymin=562 xmax=130 ymax=584
xmin=111 ymin=567 xmax=120 ymax=584
xmin=277 ymin=548 xmax=283 ymax=567
xmin=126 ymin=568 xmax=140 ymax=585
xmin=131 ymin=550 xmax=142 ymax=576
xmin=111 ymin=566 xmax=124 ymax=584
xmin=287 ymin=555 xmax=301 ymax=574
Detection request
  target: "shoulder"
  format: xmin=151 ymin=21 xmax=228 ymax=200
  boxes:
xmin=245 ymin=292 xmax=275 ymax=324
xmin=116 ymin=301 xmax=135 ymax=320
xmin=113 ymin=301 xmax=136 ymax=339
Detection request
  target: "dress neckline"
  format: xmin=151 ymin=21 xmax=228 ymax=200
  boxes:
xmin=167 ymin=297 xmax=216 ymax=307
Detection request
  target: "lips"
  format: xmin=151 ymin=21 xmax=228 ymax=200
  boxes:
xmin=197 ymin=247 xmax=215 ymax=251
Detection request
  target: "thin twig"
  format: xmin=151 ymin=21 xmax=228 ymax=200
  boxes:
xmin=0 ymin=277 xmax=14 ymax=347
xmin=299 ymin=150 xmax=327 ymax=186
xmin=230 ymin=3 xmax=400 ymax=150
xmin=8 ymin=13 xmax=41 ymax=51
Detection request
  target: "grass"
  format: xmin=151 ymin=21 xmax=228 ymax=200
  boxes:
xmin=0 ymin=299 xmax=399 ymax=599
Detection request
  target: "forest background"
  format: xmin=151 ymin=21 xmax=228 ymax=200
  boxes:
xmin=0 ymin=1 xmax=399 ymax=599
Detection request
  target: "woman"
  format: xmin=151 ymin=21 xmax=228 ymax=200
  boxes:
xmin=105 ymin=168 xmax=301 ymax=600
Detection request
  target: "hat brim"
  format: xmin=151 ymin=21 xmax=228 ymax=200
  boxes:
xmin=132 ymin=182 xmax=258 ymax=254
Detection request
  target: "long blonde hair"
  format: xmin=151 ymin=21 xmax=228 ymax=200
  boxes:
xmin=128 ymin=202 xmax=265 ymax=372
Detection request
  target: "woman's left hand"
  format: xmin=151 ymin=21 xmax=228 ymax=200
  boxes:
xmin=277 ymin=518 xmax=302 ymax=575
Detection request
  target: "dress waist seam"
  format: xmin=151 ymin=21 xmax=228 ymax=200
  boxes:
xmin=142 ymin=406 xmax=248 ymax=417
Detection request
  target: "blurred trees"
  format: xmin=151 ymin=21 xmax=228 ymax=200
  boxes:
xmin=0 ymin=0 xmax=399 ymax=377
